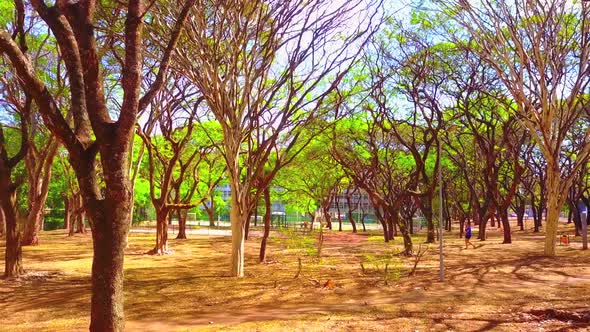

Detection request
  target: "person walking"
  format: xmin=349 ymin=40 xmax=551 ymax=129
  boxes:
xmin=465 ymin=221 xmax=475 ymax=249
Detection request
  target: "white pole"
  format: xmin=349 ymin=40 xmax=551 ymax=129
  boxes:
xmin=582 ymin=211 xmax=588 ymax=250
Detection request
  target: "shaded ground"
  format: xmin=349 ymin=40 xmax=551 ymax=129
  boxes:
xmin=1 ymin=221 xmax=589 ymax=331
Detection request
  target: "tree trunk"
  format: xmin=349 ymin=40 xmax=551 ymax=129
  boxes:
xmin=543 ymin=169 xmax=563 ymax=257
xmin=345 ymin=191 xmax=357 ymax=233
xmin=87 ymin=196 xmax=130 ymax=332
xmin=69 ymin=195 xmax=79 ymax=237
xmin=176 ymin=209 xmax=187 ymax=239
xmin=76 ymin=211 xmax=87 ymax=233
xmin=323 ymin=205 xmax=332 ymax=230
xmin=254 ymin=206 xmax=258 ymax=227
xmin=501 ymin=209 xmax=511 ymax=244
xmin=2 ymin=193 xmax=23 ymax=278
xmin=387 ymin=218 xmax=394 ymax=241
xmin=374 ymin=208 xmax=389 ymax=242
xmin=516 ymin=201 xmax=525 ymax=231
xmin=63 ymin=196 xmax=71 ymax=231
xmin=422 ymin=199 xmax=435 ymax=243
xmin=478 ymin=210 xmax=488 ymax=241
xmin=230 ymin=182 xmax=245 ymax=277
xmin=259 ymin=188 xmax=271 ymax=263
xmin=347 ymin=210 xmax=357 ymax=233
xmin=399 ymin=220 xmax=412 ymax=255
xmin=22 ymin=198 xmax=44 ymax=245
xmin=459 ymin=217 xmax=465 ymax=238
xmin=22 ymin=142 xmax=57 ymax=246
xmin=0 ymin=206 xmax=5 ymax=236
xmin=535 ymin=208 xmax=542 ymax=231
xmin=570 ymin=202 xmax=582 ymax=237
xmin=360 ymin=212 xmax=366 ymax=232
xmin=206 ymin=198 xmax=215 ymax=227
xmin=150 ymin=207 xmax=169 ymax=254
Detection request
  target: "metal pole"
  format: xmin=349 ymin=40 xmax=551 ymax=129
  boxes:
xmin=582 ymin=211 xmax=588 ymax=250
xmin=438 ymin=141 xmax=444 ymax=282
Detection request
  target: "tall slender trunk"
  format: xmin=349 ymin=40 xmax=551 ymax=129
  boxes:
xmin=63 ymin=196 xmax=71 ymax=231
xmin=176 ymin=209 xmax=187 ymax=239
xmin=259 ymin=188 xmax=271 ymax=262
xmin=544 ymin=168 xmax=563 ymax=257
xmin=500 ymin=209 xmax=511 ymax=244
xmin=230 ymin=181 xmax=246 ymax=277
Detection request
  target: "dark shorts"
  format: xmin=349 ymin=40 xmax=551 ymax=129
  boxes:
xmin=465 ymin=235 xmax=472 ymax=239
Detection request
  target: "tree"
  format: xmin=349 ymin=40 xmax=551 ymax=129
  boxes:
xmin=332 ymin=115 xmax=414 ymax=254
xmin=177 ymin=0 xmax=382 ymax=276
xmin=440 ymin=0 xmax=590 ymax=256
xmin=138 ymin=77 xmax=204 ymax=253
xmin=0 ymin=0 xmax=195 ymax=328
xmin=0 ymin=2 xmax=30 ymax=277
xmin=0 ymin=91 xmax=29 ymax=278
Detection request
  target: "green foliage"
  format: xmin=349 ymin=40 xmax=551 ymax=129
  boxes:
xmin=0 ymin=0 xmax=14 ymax=27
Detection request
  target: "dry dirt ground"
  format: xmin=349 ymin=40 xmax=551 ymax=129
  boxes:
xmin=1 ymin=221 xmax=589 ymax=331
